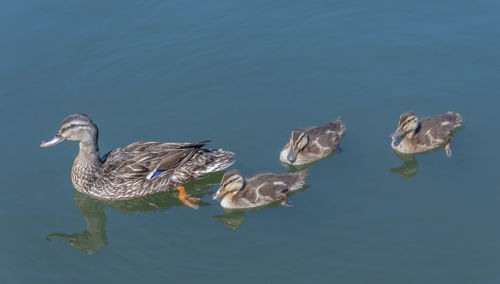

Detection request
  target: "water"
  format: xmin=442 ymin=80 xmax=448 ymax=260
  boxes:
xmin=1 ymin=0 xmax=499 ymax=283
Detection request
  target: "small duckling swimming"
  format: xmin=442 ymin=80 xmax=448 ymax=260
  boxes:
xmin=390 ymin=111 xmax=462 ymax=157
xmin=211 ymin=169 xmax=308 ymax=209
xmin=280 ymin=119 xmax=345 ymax=165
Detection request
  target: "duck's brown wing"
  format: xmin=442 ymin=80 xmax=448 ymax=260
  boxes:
xmin=237 ymin=171 xmax=308 ymax=204
xmin=417 ymin=112 xmax=462 ymax=146
xmin=305 ymin=119 xmax=346 ymax=155
xmin=102 ymin=141 xmax=211 ymax=180
xmin=306 ymin=119 xmax=345 ymax=137
xmin=234 ymin=182 xmax=286 ymax=207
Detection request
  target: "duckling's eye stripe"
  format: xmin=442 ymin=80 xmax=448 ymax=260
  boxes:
xmin=225 ymin=177 xmax=239 ymax=185
xmin=401 ymin=117 xmax=415 ymax=127
xmin=293 ymin=133 xmax=304 ymax=143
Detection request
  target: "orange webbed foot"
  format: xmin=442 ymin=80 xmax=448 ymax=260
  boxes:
xmin=281 ymin=195 xmax=293 ymax=207
xmin=445 ymin=143 xmax=452 ymax=158
xmin=177 ymin=186 xmax=200 ymax=210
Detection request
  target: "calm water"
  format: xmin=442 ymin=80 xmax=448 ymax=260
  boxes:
xmin=1 ymin=0 xmax=500 ymax=283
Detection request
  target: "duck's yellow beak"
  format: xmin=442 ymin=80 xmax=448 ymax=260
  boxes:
xmin=212 ymin=187 xmax=228 ymax=200
xmin=40 ymin=134 xmax=65 ymax=147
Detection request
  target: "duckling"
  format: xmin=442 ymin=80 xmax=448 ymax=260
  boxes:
xmin=211 ymin=169 xmax=308 ymax=209
xmin=40 ymin=113 xmax=235 ymax=203
xmin=390 ymin=111 xmax=462 ymax=157
xmin=280 ymin=119 xmax=345 ymax=165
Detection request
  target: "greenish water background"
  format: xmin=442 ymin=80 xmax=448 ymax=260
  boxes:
xmin=1 ymin=0 xmax=499 ymax=283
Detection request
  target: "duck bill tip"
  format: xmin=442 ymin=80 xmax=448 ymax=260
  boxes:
xmin=390 ymin=127 xmax=402 ymax=140
xmin=212 ymin=188 xmax=228 ymax=200
xmin=40 ymin=135 xmax=65 ymax=147
xmin=287 ymin=146 xmax=298 ymax=164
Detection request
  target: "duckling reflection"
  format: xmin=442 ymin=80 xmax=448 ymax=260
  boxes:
xmin=280 ymin=146 xmax=342 ymax=173
xmin=212 ymin=188 xmax=309 ymax=231
xmin=390 ymin=153 xmax=419 ymax=179
xmin=213 ymin=209 xmax=245 ymax=231
xmin=48 ymin=173 xmax=222 ymax=254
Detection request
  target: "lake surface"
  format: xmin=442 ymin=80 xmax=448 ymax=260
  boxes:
xmin=1 ymin=0 xmax=499 ymax=283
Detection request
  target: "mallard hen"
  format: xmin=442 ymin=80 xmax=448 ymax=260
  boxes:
xmin=40 ymin=113 xmax=235 ymax=203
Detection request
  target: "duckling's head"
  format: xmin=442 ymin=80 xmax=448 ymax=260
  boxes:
xmin=40 ymin=113 xmax=98 ymax=147
xmin=287 ymin=129 xmax=309 ymax=164
xmin=391 ymin=111 xmax=419 ymax=140
xmin=212 ymin=170 xmax=245 ymax=200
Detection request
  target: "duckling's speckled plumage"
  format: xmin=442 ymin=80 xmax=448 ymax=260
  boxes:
xmin=280 ymin=119 xmax=345 ymax=165
xmin=213 ymin=169 xmax=308 ymax=209
xmin=41 ymin=113 xmax=235 ymax=200
xmin=391 ymin=111 xmax=462 ymax=155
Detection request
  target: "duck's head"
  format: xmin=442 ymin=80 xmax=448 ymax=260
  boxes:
xmin=40 ymin=113 xmax=98 ymax=147
xmin=286 ymin=129 xmax=309 ymax=164
xmin=212 ymin=170 xmax=245 ymax=200
xmin=391 ymin=111 xmax=419 ymax=141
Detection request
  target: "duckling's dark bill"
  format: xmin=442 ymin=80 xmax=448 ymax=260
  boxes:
xmin=287 ymin=145 xmax=298 ymax=163
xmin=212 ymin=187 xmax=228 ymax=200
xmin=40 ymin=135 xmax=65 ymax=147
xmin=390 ymin=127 xmax=403 ymax=140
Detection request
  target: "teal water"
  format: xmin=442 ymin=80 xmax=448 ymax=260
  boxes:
xmin=2 ymin=0 xmax=500 ymax=283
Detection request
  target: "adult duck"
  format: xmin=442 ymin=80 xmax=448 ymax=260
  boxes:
xmin=40 ymin=113 xmax=235 ymax=204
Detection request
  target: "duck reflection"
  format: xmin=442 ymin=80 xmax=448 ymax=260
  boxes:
xmin=47 ymin=172 xmax=223 ymax=254
xmin=48 ymin=192 xmax=108 ymax=254
xmin=390 ymin=152 xmax=419 ymax=179
xmin=213 ymin=209 xmax=245 ymax=231
xmin=213 ymin=186 xmax=309 ymax=231
xmin=280 ymin=162 xmax=311 ymax=173
xmin=213 ymin=205 xmax=278 ymax=231
xmin=280 ymin=147 xmax=343 ymax=172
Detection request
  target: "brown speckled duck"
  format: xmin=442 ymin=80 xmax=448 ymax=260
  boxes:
xmin=40 ymin=113 xmax=235 ymax=203
xmin=211 ymin=169 xmax=308 ymax=209
xmin=390 ymin=111 xmax=463 ymax=157
xmin=280 ymin=119 xmax=345 ymax=165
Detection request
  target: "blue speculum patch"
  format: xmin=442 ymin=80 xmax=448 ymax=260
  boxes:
xmin=151 ymin=171 xmax=164 ymax=179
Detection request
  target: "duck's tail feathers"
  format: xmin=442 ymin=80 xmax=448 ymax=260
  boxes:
xmin=332 ymin=116 xmax=346 ymax=136
xmin=447 ymin=111 xmax=463 ymax=129
xmin=290 ymin=169 xmax=308 ymax=191
xmin=181 ymin=140 xmax=211 ymax=149
xmin=204 ymin=149 xmax=235 ymax=173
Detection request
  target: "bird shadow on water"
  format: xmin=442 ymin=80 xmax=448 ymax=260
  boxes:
xmin=390 ymin=152 xmax=419 ymax=179
xmin=47 ymin=171 xmax=224 ymax=254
